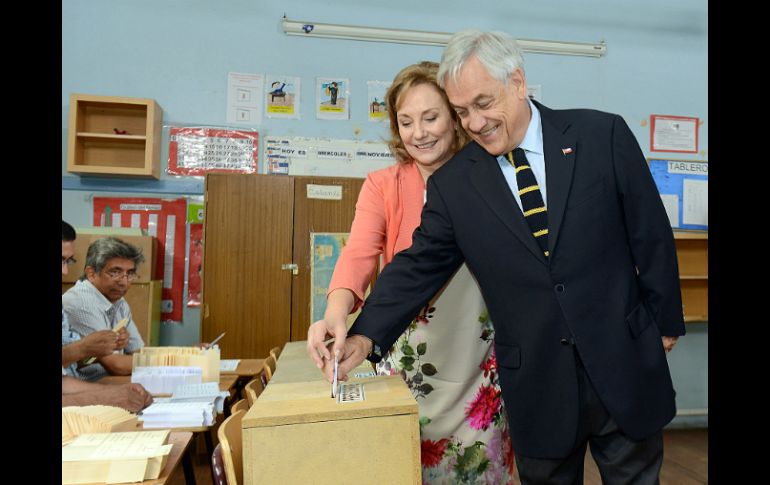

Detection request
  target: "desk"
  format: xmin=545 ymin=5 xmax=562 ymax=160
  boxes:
xmin=221 ymin=358 xmax=265 ymax=378
xmin=72 ymin=431 xmax=195 ymax=485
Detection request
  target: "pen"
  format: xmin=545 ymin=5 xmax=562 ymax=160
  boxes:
xmin=208 ymin=332 xmax=226 ymax=348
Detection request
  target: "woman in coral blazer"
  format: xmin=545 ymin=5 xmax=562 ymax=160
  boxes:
xmin=317 ymin=61 xmax=514 ymax=484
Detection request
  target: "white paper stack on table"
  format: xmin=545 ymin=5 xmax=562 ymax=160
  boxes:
xmin=132 ymin=346 xmax=220 ymax=382
xmin=220 ymin=359 xmax=241 ymax=372
xmin=61 ymin=430 xmax=172 ymax=484
xmin=170 ymin=381 xmax=230 ymax=414
xmin=131 ymin=366 xmax=202 ymax=395
xmin=62 ymin=405 xmax=138 ymax=445
xmin=139 ymin=401 xmax=216 ymax=428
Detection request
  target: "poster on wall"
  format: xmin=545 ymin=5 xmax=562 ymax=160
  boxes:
xmin=367 ymin=80 xmax=390 ymax=122
xmin=187 ymin=223 xmax=203 ymax=307
xmin=263 ymin=136 xmax=395 ymax=176
xmin=92 ymin=197 xmax=188 ymax=323
xmin=650 ymin=115 xmax=699 ymax=153
xmin=310 ymin=233 xmax=349 ymax=324
xmin=316 ymin=77 xmax=350 ymax=120
xmin=265 ymin=75 xmax=301 ymax=119
xmin=167 ymin=127 xmax=258 ymax=175
xmin=227 ymin=72 xmax=264 ymax=125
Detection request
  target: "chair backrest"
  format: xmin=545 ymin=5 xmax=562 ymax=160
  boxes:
xmin=218 ymin=409 xmax=245 ymax=485
xmin=269 ymin=345 xmax=282 ymax=361
xmin=211 ymin=442 xmax=228 ymax=485
xmin=264 ymin=354 xmax=277 ymax=382
xmin=230 ymin=398 xmax=249 ymax=414
xmin=244 ymin=378 xmax=264 ymax=407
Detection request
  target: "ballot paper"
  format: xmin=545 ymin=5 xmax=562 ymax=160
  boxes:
xmin=131 ymin=366 xmax=202 ymax=395
xmin=139 ymin=401 xmax=216 ymax=428
xmin=170 ymin=382 xmax=230 ymax=413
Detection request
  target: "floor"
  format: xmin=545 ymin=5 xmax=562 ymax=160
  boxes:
xmin=167 ymin=428 xmax=707 ymax=484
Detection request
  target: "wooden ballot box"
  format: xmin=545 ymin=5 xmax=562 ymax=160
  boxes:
xmin=242 ymin=341 xmax=421 ymax=485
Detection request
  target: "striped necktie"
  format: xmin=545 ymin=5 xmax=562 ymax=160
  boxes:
xmin=508 ymin=148 xmax=549 ymax=258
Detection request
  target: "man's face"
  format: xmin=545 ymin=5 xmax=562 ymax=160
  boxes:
xmin=62 ymin=241 xmax=75 ymax=278
xmin=87 ymin=257 xmax=137 ymax=303
xmin=444 ymin=56 xmax=531 ymax=156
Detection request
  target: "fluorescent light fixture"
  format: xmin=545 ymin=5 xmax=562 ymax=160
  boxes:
xmin=281 ymin=18 xmax=606 ymax=58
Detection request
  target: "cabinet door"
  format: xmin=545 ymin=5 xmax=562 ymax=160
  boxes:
xmin=202 ymin=174 xmax=295 ymax=358
xmin=290 ymin=176 xmax=365 ymax=341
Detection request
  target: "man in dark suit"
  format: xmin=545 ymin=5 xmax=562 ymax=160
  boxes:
xmin=308 ymin=30 xmax=684 ymax=484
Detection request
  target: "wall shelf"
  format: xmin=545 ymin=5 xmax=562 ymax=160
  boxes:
xmin=66 ymin=93 xmax=162 ymax=179
xmin=674 ymin=231 xmax=708 ymax=323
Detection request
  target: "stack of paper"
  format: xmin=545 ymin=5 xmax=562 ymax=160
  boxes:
xmin=139 ymin=401 xmax=216 ymax=428
xmin=61 ymin=430 xmax=172 ymax=484
xmin=220 ymin=359 xmax=241 ymax=372
xmin=62 ymin=406 xmax=138 ymax=445
xmin=132 ymin=346 xmax=220 ymax=382
xmin=170 ymin=381 xmax=230 ymax=414
xmin=131 ymin=366 xmax=202 ymax=395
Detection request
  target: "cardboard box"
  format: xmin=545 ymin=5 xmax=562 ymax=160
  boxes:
xmin=62 ymin=280 xmax=161 ymax=346
xmin=63 ymin=233 xmax=158 ymax=283
xmin=242 ymin=341 xmax=421 ymax=485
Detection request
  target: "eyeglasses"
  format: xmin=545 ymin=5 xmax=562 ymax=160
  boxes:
xmin=103 ymin=269 xmax=138 ymax=281
xmin=62 ymin=257 xmax=77 ymax=266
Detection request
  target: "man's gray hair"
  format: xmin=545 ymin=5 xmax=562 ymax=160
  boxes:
xmin=438 ymin=30 xmax=525 ymax=88
xmin=80 ymin=237 xmax=145 ymax=280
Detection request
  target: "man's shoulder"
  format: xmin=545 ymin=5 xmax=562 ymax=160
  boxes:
xmin=538 ymin=102 xmax=621 ymax=131
xmin=62 ymin=280 xmax=100 ymax=308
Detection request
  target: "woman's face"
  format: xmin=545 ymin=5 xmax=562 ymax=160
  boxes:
xmin=397 ymin=83 xmax=456 ymax=170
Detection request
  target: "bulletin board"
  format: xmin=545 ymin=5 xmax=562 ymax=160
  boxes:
xmin=648 ymin=158 xmax=708 ymax=231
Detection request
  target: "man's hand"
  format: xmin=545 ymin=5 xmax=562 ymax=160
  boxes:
xmin=115 ymin=328 xmax=129 ymax=350
xmin=320 ymin=334 xmax=372 ymax=382
xmin=104 ymin=383 xmax=153 ymax=413
xmin=662 ymin=336 xmax=679 ymax=353
xmin=307 ymin=316 xmax=348 ymax=370
xmin=80 ymin=330 xmax=119 ymax=357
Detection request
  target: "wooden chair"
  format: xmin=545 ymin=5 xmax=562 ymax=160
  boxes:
xmin=264 ymin=354 xmax=277 ymax=382
xmin=217 ymin=409 xmax=246 ymax=485
xmin=269 ymin=345 xmax=282 ymax=361
xmin=244 ymin=378 xmax=264 ymax=407
xmin=230 ymin=398 xmax=249 ymax=414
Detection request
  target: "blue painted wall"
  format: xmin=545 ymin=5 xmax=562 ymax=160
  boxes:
xmin=62 ymin=0 xmax=707 ymax=425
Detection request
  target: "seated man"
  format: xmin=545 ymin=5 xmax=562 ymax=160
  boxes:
xmin=62 ymin=236 xmax=147 ymax=380
xmin=62 ymin=375 xmax=153 ymax=413
xmin=61 ymin=221 xmax=129 ymax=376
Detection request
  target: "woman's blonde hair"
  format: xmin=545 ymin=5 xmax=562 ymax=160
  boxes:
xmin=385 ymin=61 xmax=470 ymax=163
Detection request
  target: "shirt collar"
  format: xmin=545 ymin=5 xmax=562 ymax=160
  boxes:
xmin=518 ymin=98 xmax=543 ymax=156
xmin=79 ymin=278 xmax=117 ymax=312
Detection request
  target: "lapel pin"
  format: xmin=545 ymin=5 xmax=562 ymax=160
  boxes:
xmin=562 ymin=148 xmax=573 ymax=155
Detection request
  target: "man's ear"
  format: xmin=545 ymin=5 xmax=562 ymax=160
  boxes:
xmin=508 ymin=68 xmax=527 ymax=100
xmin=85 ymin=266 xmax=96 ymax=281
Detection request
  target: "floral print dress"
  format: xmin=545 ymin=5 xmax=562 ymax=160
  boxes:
xmin=376 ymin=263 xmax=515 ymax=484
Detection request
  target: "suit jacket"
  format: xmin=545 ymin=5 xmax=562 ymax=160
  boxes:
xmin=349 ymin=101 xmax=685 ymax=459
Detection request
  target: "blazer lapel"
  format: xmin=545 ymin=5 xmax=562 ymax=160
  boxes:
xmin=539 ymin=104 xmax=576 ymax=257
xmin=468 ymin=145 xmax=548 ymax=266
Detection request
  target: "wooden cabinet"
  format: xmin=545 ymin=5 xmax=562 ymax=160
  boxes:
xmin=201 ymin=174 xmax=365 ymax=359
xmin=674 ymin=232 xmax=708 ymax=322
xmin=66 ymin=93 xmax=162 ymax=179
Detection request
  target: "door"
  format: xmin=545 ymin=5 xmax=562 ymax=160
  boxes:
xmin=202 ymin=173 xmax=295 ymax=359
